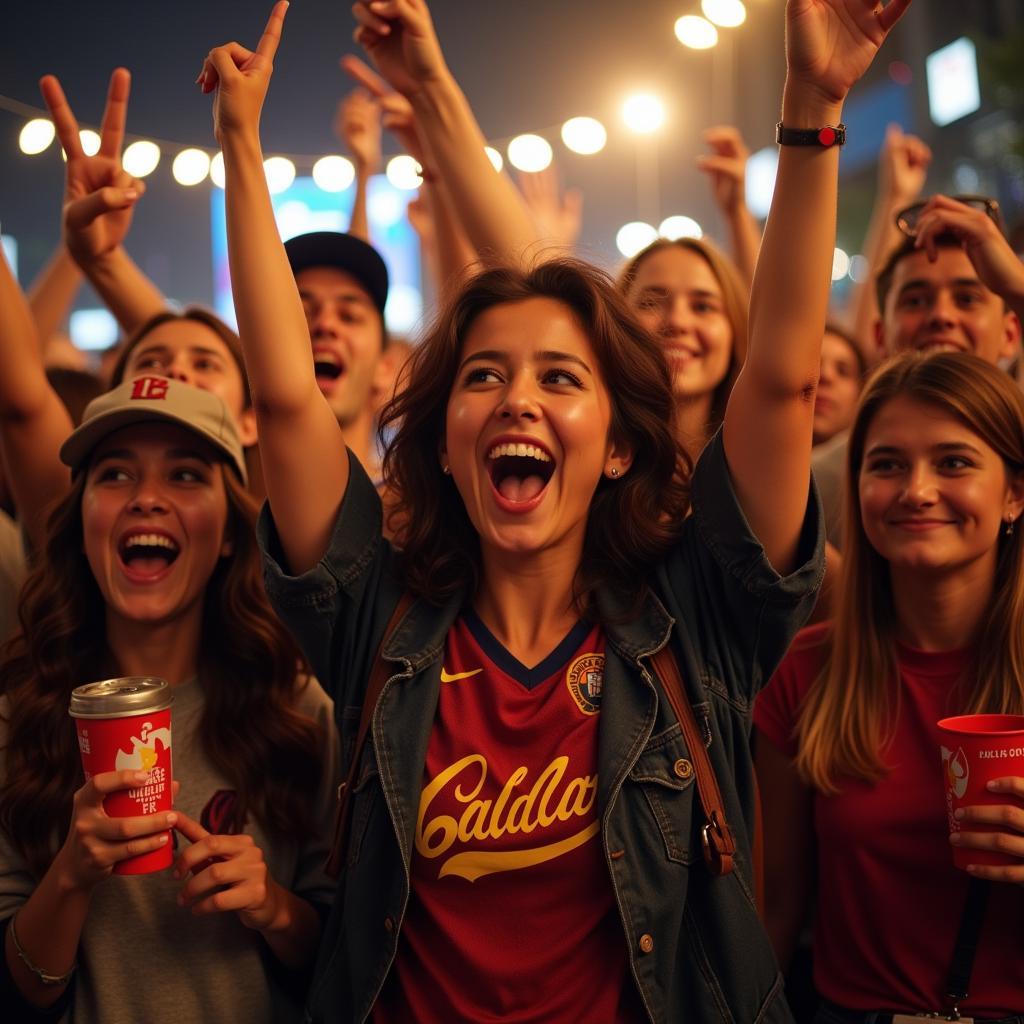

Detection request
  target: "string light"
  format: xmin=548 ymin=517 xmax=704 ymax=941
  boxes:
xmin=507 ymin=134 xmax=553 ymax=173
xmin=18 ymin=118 xmax=54 ymax=155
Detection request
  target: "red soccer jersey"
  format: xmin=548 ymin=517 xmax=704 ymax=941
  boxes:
xmin=373 ymin=611 xmax=644 ymax=1023
xmin=755 ymin=622 xmax=1024 ymax=1017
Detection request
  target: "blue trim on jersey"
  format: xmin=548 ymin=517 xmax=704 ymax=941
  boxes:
xmin=462 ymin=607 xmax=593 ymax=691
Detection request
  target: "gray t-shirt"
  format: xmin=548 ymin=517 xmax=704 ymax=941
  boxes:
xmin=811 ymin=430 xmax=848 ymax=550
xmin=0 ymin=676 xmax=340 ymax=1024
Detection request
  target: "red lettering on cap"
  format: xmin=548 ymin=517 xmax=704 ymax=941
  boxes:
xmin=131 ymin=377 xmax=170 ymax=401
xmin=817 ymin=127 xmax=836 ymax=147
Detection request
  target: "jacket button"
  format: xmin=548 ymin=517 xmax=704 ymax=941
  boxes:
xmin=639 ymin=933 xmax=654 ymax=954
xmin=384 ymin=916 xmax=394 ymax=933
xmin=673 ymin=758 xmax=693 ymax=780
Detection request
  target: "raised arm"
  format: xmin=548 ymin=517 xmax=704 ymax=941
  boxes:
xmin=351 ymin=0 xmax=539 ymax=263
xmin=846 ymin=124 xmax=930 ymax=366
xmin=723 ymin=0 xmax=912 ymax=574
xmin=0 ymin=243 xmax=73 ymax=552
xmin=341 ymin=54 xmax=479 ymax=295
xmin=27 ymin=246 xmax=82 ymax=350
xmin=200 ymin=1 xmax=348 ymax=575
xmin=40 ymin=70 xmax=167 ymax=334
xmin=696 ymin=126 xmax=761 ymax=288
xmin=335 ymin=86 xmax=383 ymax=243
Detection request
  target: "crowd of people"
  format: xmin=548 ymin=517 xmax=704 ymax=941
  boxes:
xmin=2 ymin=0 xmax=1024 ymax=1022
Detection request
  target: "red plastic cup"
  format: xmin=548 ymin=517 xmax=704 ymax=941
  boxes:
xmin=937 ymin=713 xmax=1024 ymax=869
xmin=69 ymin=678 xmax=174 ymax=875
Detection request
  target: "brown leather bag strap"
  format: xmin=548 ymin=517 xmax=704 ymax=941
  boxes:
xmin=650 ymin=646 xmax=736 ymax=877
xmin=325 ymin=593 xmax=414 ymax=878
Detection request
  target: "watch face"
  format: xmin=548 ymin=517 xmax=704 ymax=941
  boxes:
xmin=817 ymin=127 xmax=837 ymax=146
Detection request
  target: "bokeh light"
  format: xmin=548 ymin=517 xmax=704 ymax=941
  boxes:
xmin=701 ymin=0 xmax=747 ymax=29
xmin=832 ymin=247 xmax=851 ymax=282
xmin=172 ymin=148 xmax=211 ymax=186
xmin=622 ymin=94 xmax=666 ymax=134
xmin=675 ymin=15 xmax=719 ymax=50
xmin=386 ymin=154 xmax=423 ymax=190
xmin=122 ymin=140 xmax=161 ymax=178
xmin=313 ymin=155 xmax=355 ymax=192
xmin=508 ymin=134 xmax=554 ymax=173
xmin=264 ymin=157 xmax=296 ymax=194
xmin=659 ymin=215 xmax=703 ymax=240
xmin=616 ymin=221 xmax=658 ymax=258
xmin=19 ymin=118 xmax=55 ymax=155
xmin=561 ymin=117 xmax=607 ymax=156
xmin=484 ymin=146 xmax=504 ymax=172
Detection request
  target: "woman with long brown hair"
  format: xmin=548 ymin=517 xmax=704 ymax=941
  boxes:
xmin=0 ymin=379 xmax=338 ymax=1023
xmin=756 ymin=352 xmax=1024 ymax=1022
xmin=618 ymin=236 xmax=748 ymax=459
xmin=204 ymin=0 xmax=908 ymax=1019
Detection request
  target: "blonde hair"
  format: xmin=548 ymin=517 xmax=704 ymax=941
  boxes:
xmin=617 ymin=237 xmax=748 ymax=433
xmin=796 ymin=352 xmax=1024 ymax=793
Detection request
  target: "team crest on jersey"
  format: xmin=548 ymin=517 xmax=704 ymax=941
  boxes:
xmin=566 ymin=653 xmax=604 ymax=715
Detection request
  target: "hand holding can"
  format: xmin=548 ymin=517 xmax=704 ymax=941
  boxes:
xmin=69 ymin=678 xmax=174 ymax=875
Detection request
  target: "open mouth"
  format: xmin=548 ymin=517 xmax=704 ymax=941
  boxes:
xmin=313 ymin=351 xmax=345 ymax=383
xmin=118 ymin=533 xmax=180 ymax=575
xmin=486 ymin=442 xmax=556 ymax=504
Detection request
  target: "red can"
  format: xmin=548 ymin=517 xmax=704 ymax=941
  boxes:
xmin=69 ymin=678 xmax=173 ymax=875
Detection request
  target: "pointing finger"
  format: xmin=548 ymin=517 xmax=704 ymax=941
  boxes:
xmin=340 ymin=54 xmax=392 ymax=98
xmin=256 ymin=0 xmax=290 ymax=61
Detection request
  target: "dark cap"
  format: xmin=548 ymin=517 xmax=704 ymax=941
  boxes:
xmin=284 ymin=232 xmax=389 ymax=314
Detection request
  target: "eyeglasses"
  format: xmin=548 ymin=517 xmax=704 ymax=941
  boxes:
xmin=895 ymin=195 xmax=1003 ymax=237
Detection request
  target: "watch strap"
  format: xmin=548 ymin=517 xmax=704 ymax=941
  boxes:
xmin=775 ymin=122 xmax=846 ymax=147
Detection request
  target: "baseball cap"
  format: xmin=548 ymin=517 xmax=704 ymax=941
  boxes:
xmin=284 ymin=231 xmax=389 ymax=314
xmin=60 ymin=376 xmax=248 ymax=484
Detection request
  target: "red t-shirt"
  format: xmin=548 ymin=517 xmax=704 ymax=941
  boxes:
xmin=373 ymin=612 xmax=644 ymax=1024
xmin=754 ymin=622 xmax=1024 ymax=1017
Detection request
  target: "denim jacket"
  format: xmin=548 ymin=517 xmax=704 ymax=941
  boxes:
xmin=259 ymin=430 xmax=824 ymax=1024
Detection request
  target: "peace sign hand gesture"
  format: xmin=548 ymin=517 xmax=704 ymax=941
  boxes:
xmin=786 ymin=0 xmax=913 ymax=108
xmin=198 ymin=0 xmax=289 ymax=144
xmin=40 ymin=68 xmax=146 ymax=266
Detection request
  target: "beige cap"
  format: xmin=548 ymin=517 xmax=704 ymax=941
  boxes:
xmin=60 ymin=376 xmax=248 ymax=484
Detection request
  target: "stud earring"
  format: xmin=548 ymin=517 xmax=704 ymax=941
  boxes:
xmin=442 ymin=464 xmax=451 ymax=475
xmin=609 ymin=467 xmax=619 ymax=478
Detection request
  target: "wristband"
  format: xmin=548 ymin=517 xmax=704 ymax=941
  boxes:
xmin=8 ymin=911 xmax=77 ymax=987
xmin=775 ymin=123 xmax=846 ymax=147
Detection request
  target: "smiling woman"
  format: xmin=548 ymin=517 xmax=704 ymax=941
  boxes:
xmin=756 ymin=352 xmax=1024 ymax=1021
xmin=0 ymin=378 xmax=339 ymax=1023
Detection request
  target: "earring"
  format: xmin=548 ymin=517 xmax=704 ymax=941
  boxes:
xmin=442 ymin=464 xmax=451 ymax=475
xmin=609 ymin=467 xmax=619 ymax=478
xmin=1006 ymin=516 xmax=1016 ymax=537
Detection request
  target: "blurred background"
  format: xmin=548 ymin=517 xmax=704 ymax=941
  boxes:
xmin=1 ymin=0 xmax=1021 ymax=350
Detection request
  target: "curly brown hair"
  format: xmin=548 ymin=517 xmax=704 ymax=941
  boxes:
xmin=379 ymin=259 xmax=690 ymax=617
xmin=0 ymin=466 xmax=323 ymax=878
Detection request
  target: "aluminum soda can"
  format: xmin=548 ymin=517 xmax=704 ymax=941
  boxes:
xmin=69 ymin=677 xmax=173 ymax=875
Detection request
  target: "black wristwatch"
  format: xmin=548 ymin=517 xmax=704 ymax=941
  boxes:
xmin=775 ymin=122 xmax=846 ymax=147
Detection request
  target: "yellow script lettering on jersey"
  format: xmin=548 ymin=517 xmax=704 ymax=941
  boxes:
xmin=415 ymin=754 xmax=599 ymax=881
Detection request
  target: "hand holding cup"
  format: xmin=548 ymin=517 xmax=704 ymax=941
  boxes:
xmin=55 ymin=770 xmax=176 ymax=892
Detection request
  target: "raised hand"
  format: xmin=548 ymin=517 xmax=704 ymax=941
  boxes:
xmin=40 ymin=69 xmax=146 ymax=266
xmin=878 ymin=123 xmax=931 ymax=207
xmin=696 ymin=126 xmax=749 ymax=215
xmin=341 ymin=54 xmax=425 ymax=162
xmin=53 ymin=770 xmax=175 ymax=891
xmin=914 ymin=195 xmax=1024 ymax=307
xmin=198 ymin=0 xmax=288 ymax=143
xmin=172 ymin=810 xmax=281 ymax=929
xmin=336 ymin=88 xmax=383 ymax=173
xmin=786 ymin=0 xmax=913 ymax=107
xmin=516 ymin=164 xmax=583 ymax=251
xmin=950 ymin=776 xmax=1024 ymax=885
xmin=351 ymin=0 xmax=448 ymax=99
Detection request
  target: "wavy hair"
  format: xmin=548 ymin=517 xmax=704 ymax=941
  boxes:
xmin=379 ymin=259 xmax=690 ymax=617
xmin=796 ymin=352 xmax=1024 ymax=792
xmin=0 ymin=466 xmax=322 ymax=877
xmin=617 ymin=237 xmax=748 ymax=438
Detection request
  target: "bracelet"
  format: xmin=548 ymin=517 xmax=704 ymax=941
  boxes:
xmin=775 ymin=122 xmax=846 ymax=147
xmin=7 ymin=911 xmax=76 ymax=987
